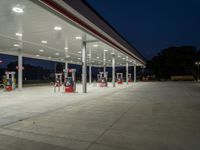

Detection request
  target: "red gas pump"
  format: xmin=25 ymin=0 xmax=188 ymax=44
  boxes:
xmin=117 ymin=73 xmax=123 ymax=84
xmin=64 ymin=69 xmax=76 ymax=93
xmin=97 ymin=72 xmax=108 ymax=87
xmin=4 ymin=72 xmax=16 ymax=91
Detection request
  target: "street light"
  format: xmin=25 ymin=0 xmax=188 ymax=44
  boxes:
xmin=195 ymin=61 xmax=200 ymax=81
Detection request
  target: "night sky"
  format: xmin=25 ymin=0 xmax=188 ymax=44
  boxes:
xmin=86 ymin=0 xmax=200 ymax=59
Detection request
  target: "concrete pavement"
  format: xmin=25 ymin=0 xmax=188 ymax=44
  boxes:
xmin=0 ymin=82 xmax=200 ymax=150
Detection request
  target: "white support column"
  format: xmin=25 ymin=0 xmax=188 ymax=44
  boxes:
xmin=103 ymin=50 xmax=106 ymax=77
xmin=134 ymin=64 xmax=136 ymax=83
xmin=64 ymin=61 xmax=68 ymax=78
xmin=82 ymin=35 xmax=87 ymax=93
xmin=112 ymin=54 xmax=115 ymax=87
xmin=18 ymin=50 xmax=23 ymax=90
xmin=126 ymin=57 xmax=129 ymax=84
xmin=103 ymin=66 xmax=106 ymax=75
xmin=89 ymin=48 xmax=92 ymax=84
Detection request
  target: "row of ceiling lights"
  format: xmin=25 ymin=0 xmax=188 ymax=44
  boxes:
xmin=12 ymin=5 xmax=134 ymax=65
xmin=12 ymin=5 xmax=83 ymax=59
xmin=12 ymin=6 xmax=118 ymax=62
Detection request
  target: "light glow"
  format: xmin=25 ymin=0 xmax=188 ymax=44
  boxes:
xmin=64 ymin=47 xmax=69 ymax=50
xmin=39 ymin=49 xmax=44 ymax=52
xmin=75 ymin=36 xmax=82 ymax=40
xmin=41 ymin=40 xmax=47 ymax=44
xmin=15 ymin=33 xmax=23 ymax=37
xmin=93 ymin=44 xmax=98 ymax=47
xmin=54 ymin=26 xmax=62 ymax=31
xmin=12 ymin=6 xmax=24 ymax=13
xmin=14 ymin=44 xmax=20 ymax=47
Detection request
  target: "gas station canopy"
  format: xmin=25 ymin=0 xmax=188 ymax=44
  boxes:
xmin=0 ymin=0 xmax=145 ymax=67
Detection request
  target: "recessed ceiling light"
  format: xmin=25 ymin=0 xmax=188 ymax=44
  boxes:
xmin=41 ymin=40 xmax=47 ymax=44
xmin=122 ymin=57 xmax=126 ymax=59
xmin=78 ymin=58 xmax=81 ymax=60
xmin=66 ymin=55 xmax=70 ymax=58
xmin=13 ymin=44 xmax=20 ymax=47
xmin=118 ymin=55 xmax=121 ymax=58
xmin=96 ymin=57 xmax=99 ymax=59
xmin=48 ymin=56 xmax=51 ymax=59
xmin=111 ymin=52 xmax=114 ymax=55
xmin=64 ymin=47 xmax=68 ymax=50
xmin=55 ymin=52 xmax=60 ymax=56
xmin=93 ymin=44 xmax=98 ymax=47
xmin=104 ymin=49 xmax=108 ymax=52
xmin=12 ymin=6 xmax=24 ymax=13
xmin=15 ymin=33 xmax=23 ymax=37
xmin=39 ymin=49 xmax=44 ymax=52
xmin=54 ymin=26 xmax=62 ymax=31
xmin=78 ymin=51 xmax=82 ymax=54
xmin=75 ymin=36 xmax=82 ymax=40
xmin=36 ymin=54 xmax=40 ymax=57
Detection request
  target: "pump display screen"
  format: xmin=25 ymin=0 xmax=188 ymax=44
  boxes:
xmin=65 ymin=77 xmax=73 ymax=86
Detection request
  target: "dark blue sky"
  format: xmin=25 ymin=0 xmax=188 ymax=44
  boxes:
xmin=86 ymin=0 xmax=200 ymax=59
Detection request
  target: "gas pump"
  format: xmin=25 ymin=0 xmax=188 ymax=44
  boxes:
xmin=117 ymin=73 xmax=123 ymax=84
xmin=98 ymin=72 xmax=108 ymax=87
xmin=4 ymin=72 xmax=16 ymax=91
xmin=128 ymin=73 xmax=132 ymax=82
xmin=64 ymin=69 xmax=76 ymax=93
xmin=54 ymin=73 xmax=62 ymax=92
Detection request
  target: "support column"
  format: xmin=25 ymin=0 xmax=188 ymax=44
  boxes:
xmin=18 ymin=50 xmax=23 ymax=90
xmin=112 ymin=54 xmax=115 ymax=87
xmin=134 ymin=64 xmax=136 ymax=83
xmin=103 ymin=50 xmax=106 ymax=77
xmin=126 ymin=57 xmax=129 ymax=84
xmin=64 ymin=61 xmax=68 ymax=78
xmin=89 ymin=48 xmax=92 ymax=84
xmin=103 ymin=66 xmax=106 ymax=75
xmin=82 ymin=36 xmax=87 ymax=93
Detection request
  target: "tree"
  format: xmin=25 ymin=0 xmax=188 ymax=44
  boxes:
xmin=148 ymin=46 xmax=198 ymax=79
